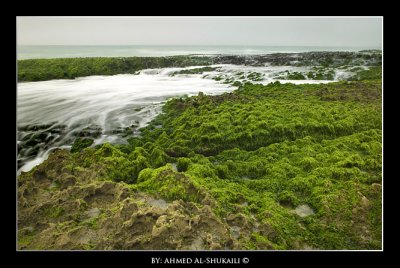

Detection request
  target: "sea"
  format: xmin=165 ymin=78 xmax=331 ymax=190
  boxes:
xmin=16 ymin=45 xmax=379 ymax=60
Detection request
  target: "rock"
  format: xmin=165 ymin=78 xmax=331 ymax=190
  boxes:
xmin=84 ymin=208 xmax=101 ymax=219
xmin=48 ymin=181 xmax=58 ymax=190
xmin=210 ymin=242 xmax=222 ymax=250
xmin=361 ymin=196 xmax=370 ymax=208
xmin=119 ymin=200 xmax=138 ymax=220
xmin=151 ymin=215 xmax=169 ymax=238
xmin=264 ymin=211 xmax=272 ymax=218
xmin=226 ymin=213 xmax=248 ymax=226
xmin=60 ymin=176 xmax=77 ymax=190
xmin=189 ymin=237 xmax=204 ymax=250
xmin=70 ymin=138 xmax=94 ymax=153
xmin=294 ymin=205 xmax=315 ymax=217
xmin=20 ymin=226 xmax=35 ymax=235
xmin=148 ymin=198 xmax=168 ymax=210
xmin=32 ymin=169 xmax=47 ymax=182
xmin=371 ymin=183 xmax=382 ymax=192
xmin=230 ymin=226 xmax=241 ymax=239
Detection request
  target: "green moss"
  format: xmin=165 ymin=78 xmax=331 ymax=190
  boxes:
xmin=44 ymin=206 xmax=65 ymax=218
xmin=171 ymin=66 xmax=217 ymax=75
xmin=150 ymin=147 xmax=168 ymax=168
xmin=177 ymin=157 xmax=191 ymax=172
xmin=82 ymin=243 xmax=96 ymax=250
xmin=247 ymin=72 xmax=264 ymax=81
xmin=306 ymin=68 xmax=336 ymax=80
xmin=81 ymin=214 xmax=103 ymax=230
xmin=18 ymin=56 xmax=214 ymax=81
xmin=251 ymin=232 xmax=272 ymax=244
xmin=287 ymin=72 xmax=306 ymax=80
xmin=278 ymin=190 xmax=300 ymax=207
xmin=71 ymin=138 xmax=94 ymax=153
xmin=349 ymin=66 xmax=382 ymax=81
xmin=135 ymin=165 xmax=205 ymax=203
xmin=18 ymin=233 xmax=35 ymax=248
xmin=213 ymin=76 xmax=223 ymax=81
xmin=300 ymin=157 xmax=318 ymax=172
xmin=20 ymin=76 xmax=381 ymax=250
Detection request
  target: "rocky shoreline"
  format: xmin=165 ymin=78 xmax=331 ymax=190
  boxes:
xmin=17 ymin=51 xmax=382 ymax=173
xmin=18 ymin=78 xmax=382 ymax=250
xmin=18 ymin=50 xmax=381 ymax=82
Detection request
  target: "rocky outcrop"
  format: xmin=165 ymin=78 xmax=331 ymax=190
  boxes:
xmin=17 ymin=150 xmax=264 ymax=250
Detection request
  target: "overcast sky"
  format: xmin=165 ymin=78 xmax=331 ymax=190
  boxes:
xmin=17 ymin=17 xmax=382 ymax=47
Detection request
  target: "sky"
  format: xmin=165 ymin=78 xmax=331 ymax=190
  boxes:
xmin=17 ymin=16 xmax=383 ymax=48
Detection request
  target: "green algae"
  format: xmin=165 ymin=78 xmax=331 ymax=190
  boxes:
xmin=44 ymin=206 xmax=65 ymax=218
xmin=18 ymin=232 xmax=35 ymax=248
xmin=134 ymin=164 xmax=205 ymax=203
xmin=349 ymin=66 xmax=382 ymax=81
xmin=170 ymin=66 xmax=217 ymax=76
xmin=18 ymin=56 xmax=213 ymax=81
xmin=71 ymin=138 xmax=94 ymax=153
xmin=18 ymin=75 xmax=382 ymax=250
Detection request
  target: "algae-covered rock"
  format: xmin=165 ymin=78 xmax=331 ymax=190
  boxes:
xmin=71 ymin=138 xmax=94 ymax=153
xmin=17 ymin=150 xmax=252 ymax=250
xmin=17 ymin=79 xmax=382 ymax=250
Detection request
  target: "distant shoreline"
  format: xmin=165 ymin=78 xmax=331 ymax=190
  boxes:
xmin=17 ymin=51 xmax=382 ymax=82
xmin=17 ymin=45 xmax=382 ymax=60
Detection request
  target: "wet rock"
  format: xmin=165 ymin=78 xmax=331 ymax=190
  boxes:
xmin=213 ymin=51 xmax=381 ymax=67
xmin=77 ymin=126 xmax=102 ymax=138
xmin=70 ymin=138 xmax=94 ymax=153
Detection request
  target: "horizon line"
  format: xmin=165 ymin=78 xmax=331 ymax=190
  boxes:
xmin=17 ymin=44 xmax=382 ymax=48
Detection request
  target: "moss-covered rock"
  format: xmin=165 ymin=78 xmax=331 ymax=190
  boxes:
xmin=18 ymin=78 xmax=382 ymax=250
xmin=71 ymin=138 xmax=94 ymax=153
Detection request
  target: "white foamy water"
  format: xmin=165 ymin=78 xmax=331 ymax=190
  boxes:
xmin=19 ymin=145 xmax=72 ymax=173
xmin=18 ymin=68 xmax=233 ymax=128
xmin=211 ymin=64 xmax=335 ymax=84
xmin=17 ymin=64 xmax=345 ymax=174
xmin=17 ymin=66 xmax=234 ymax=173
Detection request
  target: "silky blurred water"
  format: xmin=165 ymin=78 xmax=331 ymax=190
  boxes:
xmin=17 ymin=66 xmax=234 ymax=173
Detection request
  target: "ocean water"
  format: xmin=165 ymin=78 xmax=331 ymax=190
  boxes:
xmin=16 ymin=45 xmax=378 ymax=60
